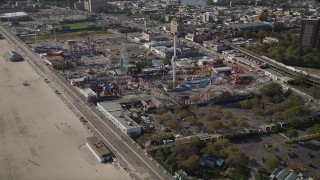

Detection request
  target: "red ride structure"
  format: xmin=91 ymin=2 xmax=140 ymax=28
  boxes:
xmin=231 ymin=64 xmax=244 ymax=74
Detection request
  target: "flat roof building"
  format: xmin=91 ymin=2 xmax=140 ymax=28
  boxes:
xmin=269 ymin=166 xmax=312 ymax=180
xmin=229 ymin=22 xmax=273 ymax=31
xmin=0 ymin=11 xmax=29 ymax=21
xmin=3 ymin=50 xmax=23 ymax=62
xmin=86 ymin=136 xmax=111 ymax=163
xmin=173 ymin=169 xmax=188 ymax=180
xmin=212 ymin=66 xmax=232 ymax=74
xmin=233 ymin=57 xmax=257 ymax=67
xmin=84 ymin=0 xmax=106 ymax=13
xmin=79 ymin=87 xmax=97 ymax=99
xmin=176 ymin=60 xmax=196 ymax=70
xmin=97 ymin=101 xmax=141 ymax=136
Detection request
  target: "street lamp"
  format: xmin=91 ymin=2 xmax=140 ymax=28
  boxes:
xmin=34 ymin=29 xmax=40 ymax=44
xmin=53 ymin=21 xmax=61 ymax=43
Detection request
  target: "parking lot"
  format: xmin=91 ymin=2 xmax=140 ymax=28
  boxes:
xmin=105 ymin=36 xmax=130 ymax=45
xmin=233 ymin=134 xmax=320 ymax=178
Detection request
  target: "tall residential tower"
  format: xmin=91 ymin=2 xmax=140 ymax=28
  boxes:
xmin=299 ymin=19 xmax=320 ymax=48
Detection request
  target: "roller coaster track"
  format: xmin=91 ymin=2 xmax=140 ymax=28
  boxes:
xmin=190 ymin=75 xmax=272 ymax=104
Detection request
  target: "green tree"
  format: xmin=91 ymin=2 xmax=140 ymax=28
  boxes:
xmin=250 ymin=97 xmax=261 ymax=107
xmin=178 ymin=110 xmax=189 ymax=119
xmin=204 ymin=142 xmax=223 ymax=155
xmin=288 ymin=162 xmax=307 ymax=172
xmin=212 ymin=106 xmax=222 ymax=113
xmin=156 ymin=108 xmax=167 ymax=114
xmin=165 ymin=154 xmax=177 ymax=166
xmin=306 ymin=127 xmax=318 ymax=135
xmin=263 ymin=156 xmax=280 ymax=172
xmin=227 ymin=166 xmax=250 ymax=180
xmin=189 ymin=136 xmax=202 ymax=149
xmin=245 ymin=29 xmax=320 ymax=68
xmin=164 ymin=119 xmax=178 ymax=129
xmin=289 ymin=117 xmax=300 ymax=128
xmin=259 ymin=83 xmax=283 ymax=97
xmin=306 ymin=124 xmax=320 ymax=134
xmin=135 ymin=59 xmax=152 ymax=68
xmin=273 ymin=122 xmax=282 ymax=132
xmin=167 ymin=82 xmax=174 ymax=90
xmin=292 ymin=73 xmax=306 ymax=85
xmin=125 ymin=10 xmax=132 ymax=16
xmin=226 ymin=118 xmax=237 ymax=128
xmin=216 ymin=139 xmax=232 ymax=148
xmin=185 ymin=116 xmax=196 ymax=125
xmin=206 ymin=0 xmax=214 ymax=5
xmin=243 ymin=31 xmax=252 ymax=39
xmin=240 ymin=99 xmax=252 ymax=109
xmin=309 ymin=86 xmax=320 ymax=99
xmin=204 ymin=139 xmax=232 ymax=156
xmin=180 ymin=154 xmax=200 ymax=172
xmin=172 ymin=142 xmax=197 ymax=160
xmin=208 ymin=121 xmax=224 ymax=130
xmin=226 ymin=148 xmax=249 ymax=168
xmin=163 ymin=58 xmax=171 ymax=65
xmin=204 ymin=113 xmax=218 ymax=122
xmin=238 ymin=117 xmax=248 ymax=127
xmin=272 ymin=112 xmax=284 ymax=121
xmin=253 ymin=107 xmax=264 ymax=116
xmin=286 ymin=129 xmax=299 ymax=139
xmin=173 ymin=105 xmax=183 ymax=114
xmin=257 ymin=29 xmax=267 ymax=39
xmin=260 ymin=95 xmax=271 ymax=108
xmin=220 ymin=91 xmax=232 ymax=102
xmin=222 ymin=109 xmax=232 ymax=119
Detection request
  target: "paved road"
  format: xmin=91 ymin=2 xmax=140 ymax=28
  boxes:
xmin=0 ymin=23 xmax=172 ymax=180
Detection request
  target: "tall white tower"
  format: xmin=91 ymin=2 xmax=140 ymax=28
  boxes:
xmin=171 ymin=32 xmax=177 ymax=87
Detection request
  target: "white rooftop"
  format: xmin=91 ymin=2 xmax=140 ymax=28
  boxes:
xmin=97 ymin=101 xmax=140 ymax=129
xmin=0 ymin=12 xmax=28 ymax=18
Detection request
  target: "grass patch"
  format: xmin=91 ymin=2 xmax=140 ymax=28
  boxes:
xmin=54 ymin=22 xmax=100 ymax=31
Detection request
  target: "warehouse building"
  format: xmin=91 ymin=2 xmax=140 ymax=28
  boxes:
xmin=229 ymin=22 xmax=273 ymax=31
xmin=0 ymin=12 xmax=30 ymax=21
xmin=79 ymin=87 xmax=97 ymax=99
xmin=212 ymin=66 xmax=232 ymax=74
xmin=97 ymin=101 xmax=141 ymax=136
xmin=86 ymin=136 xmax=111 ymax=163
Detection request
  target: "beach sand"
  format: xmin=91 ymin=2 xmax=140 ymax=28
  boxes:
xmin=0 ymin=39 xmax=129 ymax=180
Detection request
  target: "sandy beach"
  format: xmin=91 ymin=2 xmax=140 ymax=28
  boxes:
xmin=0 ymin=39 xmax=129 ymax=180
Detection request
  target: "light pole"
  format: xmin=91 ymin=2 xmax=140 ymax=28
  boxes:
xmin=34 ymin=29 xmax=40 ymax=44
xmin=53 ymin=21 xmax=60 ymax=43
xmin=53 ymin=23 xmax=57 ymax=42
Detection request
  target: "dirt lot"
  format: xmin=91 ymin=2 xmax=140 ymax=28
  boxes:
xmin=0 ymin=39 xmax=128 ymax=180
xmin=147 ymin=102 xmax=265 ymax=137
